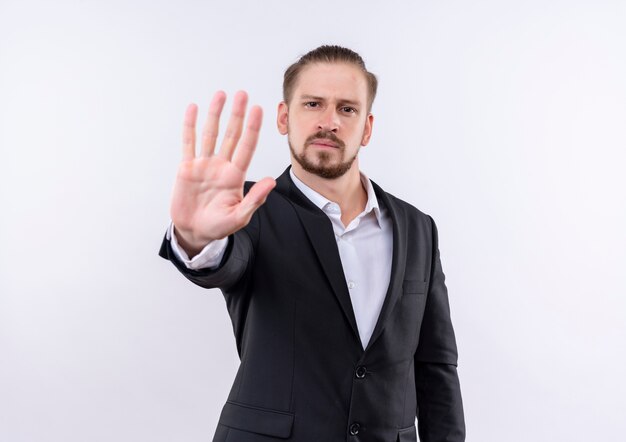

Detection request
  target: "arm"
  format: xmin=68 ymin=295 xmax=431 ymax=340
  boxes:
xmin=414 ymin=215 xmax=465 ymax=441
xmin=169 ymin=222 xmax=229 ymax=270
xmin=159 ymin=219 xmax=255 ymax=290
xmin=158 ymin=91 xmax=274 ymax=289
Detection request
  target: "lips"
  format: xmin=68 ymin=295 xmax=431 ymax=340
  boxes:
xmin=304 ymin=131 xmax=345 ymax=150
xmin=309 ymin=139 xmax=339 ymax=148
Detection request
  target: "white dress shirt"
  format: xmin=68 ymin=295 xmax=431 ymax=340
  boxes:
xmin=169 ymin=169 xmax=393 ymax=349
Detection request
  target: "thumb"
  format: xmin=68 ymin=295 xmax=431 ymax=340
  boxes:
xmin=236 ymin=177 xmax=276 ymax=223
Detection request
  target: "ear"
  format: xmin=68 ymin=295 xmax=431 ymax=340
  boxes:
xmin=277 ymin=101 xmax=289 ymax=135
xmin=360 ymin=113 xmax=374 ymax=146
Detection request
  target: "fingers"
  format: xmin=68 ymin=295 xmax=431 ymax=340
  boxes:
xmin=186 ymin=91 xmax=262 ymax=166
xmin=218 ymin=90 xmax=248 ymax=160
xmin=182 ymin=103 xmax=198 ymax=161
xmin=236 ymin=177 xmax=276 ymax=223
xmin=200 ymin=91 xmax=226 ymax=157
xmin=232 ymin=105 xmax=263 ymax=171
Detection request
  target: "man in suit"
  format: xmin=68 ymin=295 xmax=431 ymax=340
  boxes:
xmin=159 ymin=45 xmax=465 ymax=442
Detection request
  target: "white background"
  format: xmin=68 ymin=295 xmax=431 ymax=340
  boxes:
xmin=1 ymin=1 xmax=625 ymax=441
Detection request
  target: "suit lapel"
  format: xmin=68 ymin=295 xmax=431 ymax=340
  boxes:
xmin=275 ymin=168 xmax=362 ymax=348
xmin=274 ymin=168 xmax=408 ymax=353
xmin=363 ymin=180 xmax=408 ymax=353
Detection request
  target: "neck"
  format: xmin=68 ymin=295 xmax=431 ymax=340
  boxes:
xmin=291 ymin=159 xmax=368 ymax=216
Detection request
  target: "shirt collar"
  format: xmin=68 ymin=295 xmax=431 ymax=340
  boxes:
xmin=289 ymin=168 xmax=383 ymax=227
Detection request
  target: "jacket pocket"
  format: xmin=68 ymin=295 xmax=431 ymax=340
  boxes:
xmin=397 ymin=424 xmax=417 ymax=442
xmin=403 ymin=280 xmax=427 ymax=295
xmin=218 ymin=400 xmax=294 ymax=439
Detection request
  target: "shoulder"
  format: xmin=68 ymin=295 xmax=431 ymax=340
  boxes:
xmin=386 ymin=191 xmax=429 ymax=219
xmin=370 ymin=179 xmax=434 ymax=227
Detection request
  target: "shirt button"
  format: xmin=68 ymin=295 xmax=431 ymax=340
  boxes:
xmin=349 ymin=422 xmax=361 ymax=435
xmin=348 ymin=281 xmax=356 ymax=289
xmin=355 ymin=366 xmax=367 ymax=379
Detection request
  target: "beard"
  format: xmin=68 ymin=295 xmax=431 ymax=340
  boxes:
xmin=289 ymin=130 xmax=358 ymax=180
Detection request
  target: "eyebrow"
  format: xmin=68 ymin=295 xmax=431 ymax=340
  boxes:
xmin=299 ymin=94 xmax=362 ymax=107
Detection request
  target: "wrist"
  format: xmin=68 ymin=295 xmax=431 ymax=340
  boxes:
xmin=173 ymin=225 xmax=214 ymax=256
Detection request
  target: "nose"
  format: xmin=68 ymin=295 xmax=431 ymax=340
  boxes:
xmin=317 ymin=107 xmax=340 ymax=132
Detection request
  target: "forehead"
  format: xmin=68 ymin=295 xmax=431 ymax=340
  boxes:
xmin=293 ymin=62 xmax=368 ymax=104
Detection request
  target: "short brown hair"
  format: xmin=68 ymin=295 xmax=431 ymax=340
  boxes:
xmin=282 ymin=45 xmax=378 ymax=112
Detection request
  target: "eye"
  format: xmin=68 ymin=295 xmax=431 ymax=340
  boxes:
xmin=304 ymin=101 xmax=320 ymax=108
xmin=341 ymin=106 xmax=357 ymax=114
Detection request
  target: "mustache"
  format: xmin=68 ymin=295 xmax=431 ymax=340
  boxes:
xmin=304 ymin=131 xmax=345 ymax=149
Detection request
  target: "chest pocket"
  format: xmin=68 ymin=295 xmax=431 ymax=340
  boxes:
xmin=397 ymin=424 xmax=418 ymax=441
xmin=402 ymin=280 xmax=427 ymax=295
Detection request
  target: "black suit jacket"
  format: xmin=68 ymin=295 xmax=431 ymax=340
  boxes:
xmin=159 ymin=167 xmax=465 ymax=442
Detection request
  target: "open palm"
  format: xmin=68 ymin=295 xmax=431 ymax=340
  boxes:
xmin=170 ymin=91 xmax=276 ymax=254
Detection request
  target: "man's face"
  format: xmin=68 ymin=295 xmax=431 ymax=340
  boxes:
xmin=277 ymin=62 xmax=373 ymax=179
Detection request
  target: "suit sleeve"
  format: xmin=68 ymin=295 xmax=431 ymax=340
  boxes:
xmin=158 ymin=183 xmax=260 ymax=291
xmin=414 ymin=215 xmax=465 ymax=441
xmin=158 ymin=225 xmax=255 ymax=290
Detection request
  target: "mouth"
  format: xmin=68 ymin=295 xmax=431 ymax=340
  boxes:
xmin=308 ymin=139 xmax=339 ymax=149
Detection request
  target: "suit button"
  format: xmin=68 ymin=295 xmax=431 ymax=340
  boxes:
xmin=355 ymin=365 xmax=367 ymax=379
xmin=349 ymin=422 xmax=361 ymax=435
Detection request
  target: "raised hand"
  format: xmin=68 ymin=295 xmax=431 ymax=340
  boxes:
xmin=170 ymin=90 xmax=276 ymax=256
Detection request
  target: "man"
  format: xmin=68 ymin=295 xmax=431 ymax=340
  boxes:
xmin=159 ymin=45 xmax=465 ymax=442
